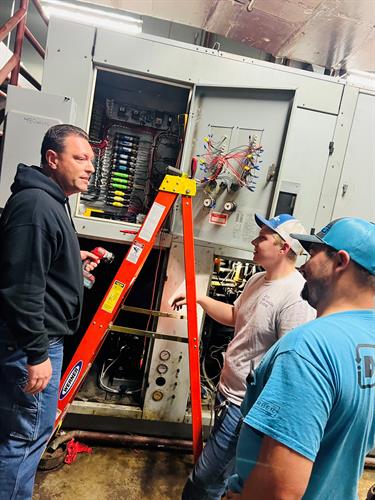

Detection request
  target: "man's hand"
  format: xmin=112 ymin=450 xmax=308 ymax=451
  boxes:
xmin=171 ymin=294 xmax=235 ymax=326
xmin=80 ymin=250 xmax=100 ymax=272
xmin=24 ymin=358 xmax=52 ymax=395
xmin=171 ymin=293 xmax=188 ymax=311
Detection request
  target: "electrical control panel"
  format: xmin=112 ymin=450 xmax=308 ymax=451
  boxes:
xmin=76 ymin=71 xmax=190 ymax=227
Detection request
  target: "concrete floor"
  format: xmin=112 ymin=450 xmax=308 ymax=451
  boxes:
xmin=33 ymin=446 xmax=375 ymax=500
xmin=34 ymin=447 xmax=192 ymax=499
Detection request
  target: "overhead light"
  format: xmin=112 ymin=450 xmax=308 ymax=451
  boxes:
xmin=42 ymin=0 xmax=143 ymax=34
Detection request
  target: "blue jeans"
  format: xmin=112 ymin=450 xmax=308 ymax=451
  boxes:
xmin=0 ymin=337 xmax=63 ymax=500
xmin=182 ymin=391 xmax=243 ymax=500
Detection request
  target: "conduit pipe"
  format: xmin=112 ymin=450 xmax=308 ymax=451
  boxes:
xmin=49 ymin=430 xmax=193 ymax=454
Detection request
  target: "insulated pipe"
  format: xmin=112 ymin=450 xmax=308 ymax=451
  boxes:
xmin=49 ymin=430 xmax=193 ymax=453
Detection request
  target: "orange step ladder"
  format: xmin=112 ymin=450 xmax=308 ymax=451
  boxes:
xmin=54 ymin=173 xmax=203 ymax=461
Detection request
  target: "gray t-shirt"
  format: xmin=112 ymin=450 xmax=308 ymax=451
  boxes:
xmin=219 ymin=270 xmax=316 ymax=405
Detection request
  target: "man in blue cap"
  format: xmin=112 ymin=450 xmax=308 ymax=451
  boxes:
xmin=226 ymin=217 xmax=375 ymax=500
xmin=173 ymin=213 xmax=316 ymax=500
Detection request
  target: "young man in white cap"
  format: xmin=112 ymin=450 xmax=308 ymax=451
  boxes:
xmin=226 ymin=217 xmax=375 ymax=500
xmin=172 ymin=213 xmax=316 ymax=500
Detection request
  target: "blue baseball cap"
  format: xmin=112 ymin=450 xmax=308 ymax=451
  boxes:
xmin=290 ymin=217 xmax=375 ymax=275
xmin=255 ymin=213 xmax=307 ymax=255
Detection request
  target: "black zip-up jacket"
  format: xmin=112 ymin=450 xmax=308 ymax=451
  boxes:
xmin=0 ymin=164 xmax=83 ymax=365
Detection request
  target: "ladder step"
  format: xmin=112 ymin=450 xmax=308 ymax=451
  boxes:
xmin=108 ymin=324 xmax=188 ymax=344
xmin=121 ymin=304 xmax=186 ymax=320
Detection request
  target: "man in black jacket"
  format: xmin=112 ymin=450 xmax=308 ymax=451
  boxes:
xmin=0 ymin=124 xmax=98 ymax=499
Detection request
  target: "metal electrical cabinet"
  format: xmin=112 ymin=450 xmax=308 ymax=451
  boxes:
xmin=173 ymin=86 xmax=295 ymax=250
xmin=0 ymin=86 xmax=76 ymax=208
xmin=0 ymin=16 xmax=374 ymax=434
xmin=331 ymin=91 xmax=375 ymax=221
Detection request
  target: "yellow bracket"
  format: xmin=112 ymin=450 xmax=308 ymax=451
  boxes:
xmin=83 ymin=207 xmax=104 ymax=217
xmin=159 ymin=174 xmax=196 ymax=196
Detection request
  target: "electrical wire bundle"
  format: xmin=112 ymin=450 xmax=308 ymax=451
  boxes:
xmin=81 ymin=138 xmax=108 ymax=201
xmin=99 ymin=345 xmax=141 ymax=396
xmin=198 ymin=135 xmax=263 ymax=192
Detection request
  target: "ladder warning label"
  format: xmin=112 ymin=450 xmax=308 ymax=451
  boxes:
xmin=102 ymin=280 xmax=125 ymax=313
xmin=138 ymin=202 xmax=165 ymax=242
xmin=126 ymin=241 xmax=144 ymax=264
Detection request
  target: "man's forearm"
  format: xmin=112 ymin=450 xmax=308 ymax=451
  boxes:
xmin=239 ymin=466 xmax=302 ymax=500
xmin=197 ymin=296 xmax=235 ymax=326
xmin=239 ymin=437 xmax=312 ymax=500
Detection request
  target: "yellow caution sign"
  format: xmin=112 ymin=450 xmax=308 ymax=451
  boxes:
xmin=102 ymin=280 xmax=125 ymax=313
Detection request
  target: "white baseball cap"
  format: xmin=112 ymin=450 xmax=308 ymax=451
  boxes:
xmin=255 ymin=213 xmax=307 ymax=256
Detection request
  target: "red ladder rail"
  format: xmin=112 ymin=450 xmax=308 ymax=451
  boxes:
xmin=181 ymin=194 xmax=203 ymax=460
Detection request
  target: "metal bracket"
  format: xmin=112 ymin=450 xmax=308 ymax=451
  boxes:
xmin=266 ymin=163 xmax=277 ymax=183
xmin=159 ymin=174 xmax=197 ymax=196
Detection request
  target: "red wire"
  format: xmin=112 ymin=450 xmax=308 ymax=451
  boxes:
xmin=200 ymin=139 xmax=259 ymax=186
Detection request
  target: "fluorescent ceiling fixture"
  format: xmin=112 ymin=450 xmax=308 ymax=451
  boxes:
xmin=42 ymin=0 xmax=142 ymax=34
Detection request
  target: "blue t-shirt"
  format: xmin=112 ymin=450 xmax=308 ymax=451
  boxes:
xmin=230 ymin=310 xmax=375 ymax=499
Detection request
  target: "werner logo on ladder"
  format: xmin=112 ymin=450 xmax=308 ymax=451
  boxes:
xmin=54 ymin=167 xmax=203 ymax=461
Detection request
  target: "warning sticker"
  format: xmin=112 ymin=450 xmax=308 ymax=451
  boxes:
xmin=126 ymin=241 xmax=144 ymax=264
xmin=209 ymin=212 xmax=228 ymax=226
xmin=138 ymin=202 xmax=165 ymax=242
xmin=102 ymin=280 xmax=125 ymax=313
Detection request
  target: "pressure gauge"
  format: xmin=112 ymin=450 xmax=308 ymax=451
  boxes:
xmin=159 ymin=350 xmax=171 ymax=361
xmin=157 ymin=363 xmax=168 ymax=375
xmin=152 ymin=390 xmax=164 ymax=401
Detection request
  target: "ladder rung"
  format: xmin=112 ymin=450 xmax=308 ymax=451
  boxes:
xmin=121 ymin=304 xmax=186 ymax=320
xmin=108 ymin=324 xmax=188 ymax=344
